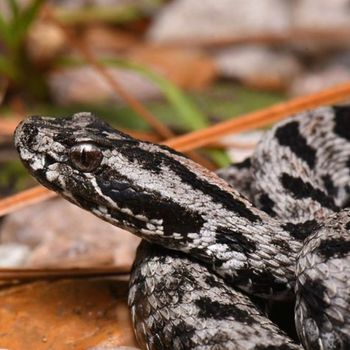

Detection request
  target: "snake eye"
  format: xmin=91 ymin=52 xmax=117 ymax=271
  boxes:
xmin=69 ymin=143 xmax=102 ymax=172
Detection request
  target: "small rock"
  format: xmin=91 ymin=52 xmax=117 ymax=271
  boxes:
xmin=148 ymin=0 xmax=291 ymax=43
xmin=222 ymin=131 xmax=262 ymax=163
xmin=289 ymin=65 xmax=350 ymax=97
xmin=48 ymin=67 xmax=160 ymax=105
xmin=1 ymin=198 xmax=140 ymax=268
xmin=0 ymin=243 xmax=30 ymax=267
xmin=294 ymin=0 xmax=350 ymax=31
xmin=50 ymin=0 xmax=157 ymax=10
xmin=215 ymin=46 xmax=302 ymax=90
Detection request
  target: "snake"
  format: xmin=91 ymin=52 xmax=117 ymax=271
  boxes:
xmin=13 ymin=105 xmax=350 ymax=350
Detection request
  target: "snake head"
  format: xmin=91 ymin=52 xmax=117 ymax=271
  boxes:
xmin=14 ymin=112 xmax=130 ymax=191
xmin=13 ymin=112 xmax=216 ymax=245
xmin=14 ymin=113 xmax=153 ymax=230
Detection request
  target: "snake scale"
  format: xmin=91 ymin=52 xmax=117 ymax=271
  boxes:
xmin=14 ymin=105 xmax=350 ymax=350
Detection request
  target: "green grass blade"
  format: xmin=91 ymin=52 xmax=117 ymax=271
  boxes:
xmin=0 ymin=55 xmax=16 ymax=80
xmin=14 ymin=0 xmax=45 ymax=44
xmin=107 ymin=58 xmax=209 ymax=130
xmin=7 ymin=0 xmax=20 ymax=20
xmin=0 ymin=12 xmax=11 ymax=46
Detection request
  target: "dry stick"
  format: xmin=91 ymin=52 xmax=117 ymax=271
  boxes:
xmin=0 ymin=119 xmax=22 ymax=135
xmin=0 ymin=266 xmax=130 ymax=281
xmin=0 ymin=186 xmax=55 ymax=217
xmin=157 ymin=28 xmax=350 ymax=49
xmin=166 ymin=81 xmax=350 ymax=151
xmin=2 ymin=81 xmax=350 ymax=218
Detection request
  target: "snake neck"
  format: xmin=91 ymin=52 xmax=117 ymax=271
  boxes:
xmin=14 ymin=113 xmax=303 ymax=297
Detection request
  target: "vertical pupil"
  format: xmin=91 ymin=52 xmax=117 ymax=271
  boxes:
xmin=81 ymin=148 xmax=88 ymax=165
xmin=70 ymin=143 xmax=102 ymax=171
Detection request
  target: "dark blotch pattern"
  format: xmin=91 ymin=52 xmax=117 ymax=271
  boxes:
xmin=321 ymin=174 xmax=338 ymax=198
xmin=258 ymin=193 xmax=276 ymax=216
xmin=333 ymin=106 xmax=350 ymax=141
xmin=116 ymin=145 xmax=261 ymax=223
xmin=270 ymin=238 xmax=289 ymax=251
xmin=254 ymin=344 xmax=298 ymax=350
xmin=195 ymin=296 xmax=255 ymax=324
xmin=234 ymin=157 xmax=251 ymax=169
xmin=281 ymin=173 xmax=338 ymax=211
xmin=298 ymin=277 xmax=328 ymax=329
xmin=318 ymin=237 xmax=350 ymax=259
xmin=170 ymin=321 xmax=196 ymax=348
xmin=282 ymin=220 xmax=319 ymax=241
xmin=216 ymin=226 xmax=256 ymax=254
xmin=231 ymin=269 xmax=289 ymax=295
xmin=96 ymin=174 xmax=206 ymax=241
xmin=275 ymin=121 xmax=316 ymax=168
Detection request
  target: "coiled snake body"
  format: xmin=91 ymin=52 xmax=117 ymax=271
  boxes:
xmin=14 ymin=106 xmax=350 ymax=350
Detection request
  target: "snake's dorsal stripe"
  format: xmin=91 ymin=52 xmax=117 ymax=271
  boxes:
xmin=280 ymin=173 xmax=337 ymax=211
xmin=281 ymin=220 xmax=319 ymax=241
xmin=256 ymin=193 xmax=276 ymax=217
xmin=275 ymin=121 xmax=317 ymax=169
xmin=317 ymin=238 xmax=350 ymax=259
xmin=333 ymin=106 xmax=350 ymax=141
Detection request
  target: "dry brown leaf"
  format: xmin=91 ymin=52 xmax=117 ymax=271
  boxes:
xmin=153 ymin=28 xmax=350 ymax=49
xmin=128 ymin=46 xmax=217 ymax=89
xmin=83 ymin=25 xmax=139 ymax=53
xmin=0 ymin=278 xmax=139 ymax=349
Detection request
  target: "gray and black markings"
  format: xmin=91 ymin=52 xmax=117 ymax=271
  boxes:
xmin=130 ymin=242 xmax=301 ymax=350
xmin=282 ymin=220 xmax=319 ymax=242
xmin=14 ymin=106 xmax=350 ymax=350
xmin=318 ymin=238 xmax=350 ymax=259
xmin=280 ymin=173 xmax=337 ymax=211
xmin=275 ymin=121 xmax=316 ymax=169
xmin=334 ymin=106 xmax=350 ymax=141
xmin=114 ymin=144 xmax=261 ymax=223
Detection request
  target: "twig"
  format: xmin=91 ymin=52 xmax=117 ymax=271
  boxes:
xmin=0 ymin=266 xmax=130 ymax=281
xmin=0 ymin=186 xmax=55 ymax=217
xmin=166 ymin=81 xmax=350 ymax=151
xmin=0 ymin=79 xmax=8 ymax=106
xmin=210 ymin=140 xmax=258 ymax=150
xmin=155 ymin=28 xmax=350 ymax=48
xmin=0 ymin=118 xmax=22 ymax=135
